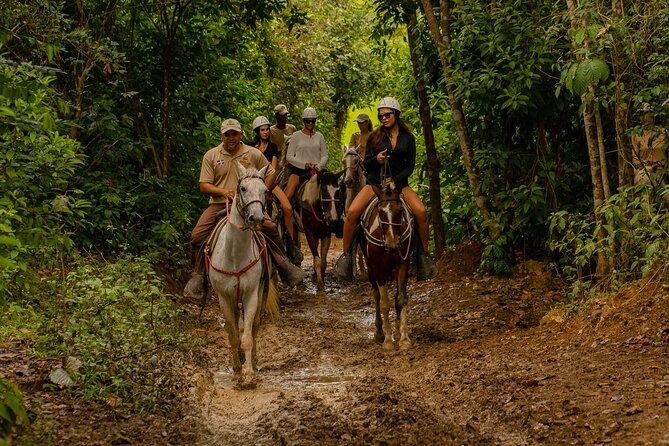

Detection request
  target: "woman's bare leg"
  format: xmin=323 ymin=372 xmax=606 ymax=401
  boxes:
xmin=284 ymin=174 xmax=300 ymax=201
xmin=401 ymin=187 xmax=429 ymax=251
xmin=273 ymin=187 xmax=295 ymax=241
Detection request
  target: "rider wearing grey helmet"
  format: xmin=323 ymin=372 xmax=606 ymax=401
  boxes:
xmin=248 ymin=115 xmax=303 ymax=265
xmin=334 ymin=96 xmax=438 ymax=281
xmin=283 ymin=107 xmax=329 ymax=201
xmin=250 ymin=116 xmax=279 ymax=168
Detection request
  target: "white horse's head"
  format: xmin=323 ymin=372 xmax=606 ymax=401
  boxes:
xmin=342 ymin=145 xmax=362 ymax=188
xmin=235 ymin=162 xmax=269 ymax=230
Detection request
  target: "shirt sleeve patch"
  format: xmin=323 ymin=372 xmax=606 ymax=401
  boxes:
xmin=215 ymin=159 xmax=225 ymax=166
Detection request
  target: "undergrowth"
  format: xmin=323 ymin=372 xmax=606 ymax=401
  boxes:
xmin=0 ymin=255 xmax=205 ymax=416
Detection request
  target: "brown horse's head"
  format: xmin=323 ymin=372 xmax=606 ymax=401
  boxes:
xmin=371 ymin=181 xmax=407 ymax=251
xmin=316 ymin=168 xmax=345 ymax=225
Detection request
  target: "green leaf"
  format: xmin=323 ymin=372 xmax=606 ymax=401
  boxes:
xmin=589 ymin=58 xmax=610 ymax=84
xmin=0 ymin=106 xmax=15 ymax=117
xmin=573 ymin=61 xmax=590 ymax=96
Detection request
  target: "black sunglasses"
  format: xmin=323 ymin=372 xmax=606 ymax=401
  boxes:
xmin=303 ymin=119 xmax=316 ymax=124
xmin=378 ymin=112 xmax=394 ymax=120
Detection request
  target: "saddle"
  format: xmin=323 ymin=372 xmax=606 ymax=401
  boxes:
xmin=204 ymin=217 xmax=273 ymax=278
xmin=360 ymin=195 xmax=414 ymax=246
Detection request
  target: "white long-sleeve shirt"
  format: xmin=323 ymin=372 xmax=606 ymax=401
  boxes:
xmin=286 ymin=130 xmax=328 ymax=170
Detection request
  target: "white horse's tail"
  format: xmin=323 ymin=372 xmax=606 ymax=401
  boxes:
xmin=264 ymin=278 xmax=280 ymax=321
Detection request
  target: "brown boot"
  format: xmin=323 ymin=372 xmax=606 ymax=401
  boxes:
xmin=415 ymin=234 xmax=437 ymax=281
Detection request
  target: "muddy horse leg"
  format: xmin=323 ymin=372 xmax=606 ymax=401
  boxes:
xmin=218 ymin=296 xmax=243 ymax=374
xmin=378 ymin=283 xmax=394 ymax=350
xmin=395 ymin=262 xmax=411 ymax=351
xmin=239 ymin=282 xmax=261 ymax=384
xmin=368 ymin=268 xmax=384 ymax=344
xmin=305 ymin=230 xmax=322 ymax=290
xmin=319 ymin=235 xmax=331 ymax=290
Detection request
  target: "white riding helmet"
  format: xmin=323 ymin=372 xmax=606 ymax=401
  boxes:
xmin=302 ymin=107 xmax=318 ymax=119
xmin=377 ymin=97 xmax=401 ymax=112
xmin=252 ymin=115 xmax=271 ymax=130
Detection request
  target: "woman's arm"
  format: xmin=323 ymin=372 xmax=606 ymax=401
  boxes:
xmin=316 ymin=133 xmax=328 ymax=169
xmin=393 ymin=133 xmax=416 ymax=184
xmin=285 ymin=134 xmax=305 ymax=169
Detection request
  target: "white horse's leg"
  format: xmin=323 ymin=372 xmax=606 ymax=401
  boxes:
xmin=240 ymin=284 xmax=260 ymax=381
xmin=378 ymin=285 xmax=393 ymax=350
xmin=217 ymin=292 xmax=242 ymax=374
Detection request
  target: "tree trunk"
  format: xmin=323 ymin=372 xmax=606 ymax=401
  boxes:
xmin=146 ymin=0 xmax=193 ymax=179
xmin=407 ymin=10 xmax=445 ymax=256
xmin=420 ymin=0 xmax=492 ymax=221
xmin=566 ymin=0 xmax=610 ymax=277
xmin=593 ymin=97 xmax=610 ymax=199
xmin=161 ymin=44 xmax=172 ymax=179
xmin=611 ymin=0 xmax=634 ymax=188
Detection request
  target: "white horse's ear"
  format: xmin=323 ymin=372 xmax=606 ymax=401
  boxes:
xmin=258 ymin=164 xmax=270 ymax=178
xmin=236 ymin=161 xmax=247 ymax=178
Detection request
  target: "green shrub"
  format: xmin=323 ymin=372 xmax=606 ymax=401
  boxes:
xmin=548 ymin=187 xmax=669 ymax=281
xmin=0 ymin=377 xmax=30 ymax=445
xmin=33 ymin=255 xmax=200 ymax=413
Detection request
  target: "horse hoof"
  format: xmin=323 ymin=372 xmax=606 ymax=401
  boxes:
xmin=399 ymin=340 xmax=411 ymax=351
xmin=234 ymin=375 xmax=258 ymax=390
xmin=383 ymin=340 xmax=394 ymax=351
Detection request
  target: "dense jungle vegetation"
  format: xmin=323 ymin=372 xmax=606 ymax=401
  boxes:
xmin=1 ymin=0 xmax=668 ymax=441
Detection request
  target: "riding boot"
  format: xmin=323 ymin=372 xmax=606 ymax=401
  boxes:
xmin=183 ymin=246 xmax=206 ymax=299
xmin=415 ymin=232 xmax=438 ymax=281
xmin=334 ymin=232 xmax=358 ymax=281
xmin=263 ymin=229 xmax=307 ymax=287
xmin=275 ymin=257 xmax=307 ymax=286
xmin=285 ymin=235 xmax=304 ymax=265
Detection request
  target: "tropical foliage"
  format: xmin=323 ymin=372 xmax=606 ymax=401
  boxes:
xmin=1 ymin=1 xmax=668 ymax=440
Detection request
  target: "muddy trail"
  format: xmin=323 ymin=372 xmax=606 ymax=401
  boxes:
xmin=4 ymin=240 xmax=669 ymax=445
xmin=182 ymin=240 xmax=669 ymax=446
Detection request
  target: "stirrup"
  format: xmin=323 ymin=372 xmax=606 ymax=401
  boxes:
xmin=334 ymin=252 xmax=353 ymax=281
xmin=416 ymin=252 xmax=438 ymax=281
xmin=184 ymin=273 xmax=205 ymax=299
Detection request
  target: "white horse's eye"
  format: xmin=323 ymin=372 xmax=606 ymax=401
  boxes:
xmin=240 ymin=186 xmax=246 ymax=192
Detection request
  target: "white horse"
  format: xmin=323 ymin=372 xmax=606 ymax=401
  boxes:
xmin=342 ymin=145 xmax=366 ymax=212
xmin=342 ymin=145 xmax=367 ymax=278
xmin=205 ymin=162 xmax=279 ymax=388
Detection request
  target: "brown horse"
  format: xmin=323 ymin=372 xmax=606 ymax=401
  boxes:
xmin=360 ymin=181 xmax=414 ymax=350
xmin=294 ymin=168 xmax=345 ymax=291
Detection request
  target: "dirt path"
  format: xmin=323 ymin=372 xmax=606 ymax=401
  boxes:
xmin=186 ymin=241 xmax=669 ymax=445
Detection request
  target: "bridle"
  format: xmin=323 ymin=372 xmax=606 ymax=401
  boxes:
xmin=227 ymin=175 xmax=266 ymax=230
xmin=317 ymin=184 xmax=342 ymax=225
xmin=363 ymin=189 xmax=413 ymax=259
xmin=343 ymin=150 xmax=363 ymax=184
